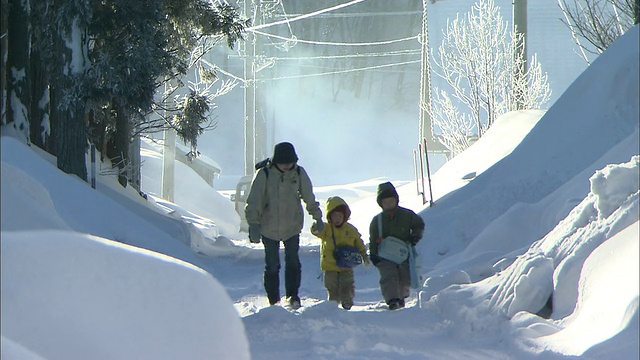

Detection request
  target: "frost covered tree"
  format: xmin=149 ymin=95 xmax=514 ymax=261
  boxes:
xmin=558 ymin=0 xmax=639 ymax=63
xmin=87 ymin=0 xmax=247 ymax=188
xmin=163 ymin=62 xmax=238 ymax=159
xmin=24 ymin=0 xmax=247 ymax=186
xmin=150 ymin=2 xmax=245 ymax=160
xmin=430 ymin=0 xmax=551 ymax=156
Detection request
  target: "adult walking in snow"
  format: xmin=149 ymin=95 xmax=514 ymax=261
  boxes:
xmin=369 ymin=181 xmax=425 ymax=310
xmin=311 ymin=196 xmax=370 ymax=310
xmin=245 ymin=142 xmax=324 ymax=309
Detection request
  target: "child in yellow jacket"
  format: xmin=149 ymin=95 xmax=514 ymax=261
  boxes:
xmin=311 ymin=196 xmax=369 ymax=310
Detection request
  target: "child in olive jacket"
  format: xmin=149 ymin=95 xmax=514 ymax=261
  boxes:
xmin=311 ymin=196 xmax=369 ymax=310
xmin=369 ymin=182 xmax=425 ymax=310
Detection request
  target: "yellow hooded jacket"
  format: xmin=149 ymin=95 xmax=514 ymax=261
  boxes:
xmin=312 ymin=196 xmax=368 ymax=271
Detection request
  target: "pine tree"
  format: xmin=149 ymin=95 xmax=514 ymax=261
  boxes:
xmin=0 ymin=0 xmax=8 ymax=125
xmin=86 ymin=0 xmax=247 ymax=188
xmin=27 ymin=0 xmax=247 ymax=186
xmin=53 ymin=1 xmax=92 ymax=182
xmin=5 ymin=0 xmax=31 ymax=140
xmin=29 ymin=46 xmax=50 ymax=150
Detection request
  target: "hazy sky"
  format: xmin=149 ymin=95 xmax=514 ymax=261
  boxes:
xmin=198 ymin=0 xmax=590 ymax=188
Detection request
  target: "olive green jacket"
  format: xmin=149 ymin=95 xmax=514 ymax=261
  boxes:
xmin=368 ymin=206 xmax=425 ymax=256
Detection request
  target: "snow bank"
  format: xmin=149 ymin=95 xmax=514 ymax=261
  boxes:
xmin=140 ymin=138 xmax=241 ymax=239
xmin=418 ymin=25 xmax=639 ymax=271
xmin=1 ymin=230 xmax=250 ymax=360
xmin=535 ymin=221 xmax=639 ymax=356
xmin=422 ymin=155 xmax=639 ymax=357
xmin=489 ymin=156 xmax=639 ymax=318
xmin=1 ymin=162 xmax=72 ymax=231
xmin=1 ymin=136 xmax=200 ymax=265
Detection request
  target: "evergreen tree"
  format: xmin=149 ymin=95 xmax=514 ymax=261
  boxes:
xmin=27 ymin=0 xmax=247 ymax=186
xmin=52 ymin=1 xmax=92 ymax=182
xmin=87 ymin=0 xmax=172 ymax=186
xmin=0 ymin=0 xmax=8 ymax=125
xmin=5 ymin=0 xmax=31 ymax=140
xmin=29 ymin=45 xmax=50 ymax=150
xmin=87 ymin=0 xmax=247 ymax=187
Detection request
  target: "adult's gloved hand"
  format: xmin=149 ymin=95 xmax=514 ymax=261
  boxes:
xmin=249 ymin=224 xmax=261 ymax=244
xmin=310 ymin=222 xmax=321 ymax=235
xmin=312 ymin=219 xmax=325 ymax=234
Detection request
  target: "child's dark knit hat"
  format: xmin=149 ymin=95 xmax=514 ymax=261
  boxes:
xmin=376 ymin=181 xmax=399 ymax=207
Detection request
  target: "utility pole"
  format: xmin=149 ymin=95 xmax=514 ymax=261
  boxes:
xmin=161 ymin=126 xmax=176 ymax=202
xmin=419 ymin=1 xmax=449 ymax=156
xmin=243 ymin=0 xmax=256 ymax=176
xmin=242 ymin=0 xmax=269 ymax=175
xmin=161 ymin=81 xmax=175 ymax=202
xmin=418 ymin=0 xmax=433 ymax=148
xmin=513 ymin=0 xmax=527 ymax=110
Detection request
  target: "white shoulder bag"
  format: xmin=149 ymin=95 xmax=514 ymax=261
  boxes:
xmin=376 ymin=214 xmax=410 ymax=264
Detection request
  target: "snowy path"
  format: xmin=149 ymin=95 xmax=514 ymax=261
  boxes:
xmin=195 ymin=242 xmax=388 ymax=316
xmin=192 ymin=244 xmax=540 ymax=360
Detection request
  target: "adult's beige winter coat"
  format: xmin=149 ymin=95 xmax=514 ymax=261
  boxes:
xmin=245 ymin=164 xmax=322 ymax=241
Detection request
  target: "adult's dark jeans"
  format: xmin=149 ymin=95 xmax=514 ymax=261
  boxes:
xmin=262 ymin=235 xmax=301 ymax=303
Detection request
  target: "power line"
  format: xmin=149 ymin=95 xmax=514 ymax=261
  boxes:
xmin=254 ymin=29 xmax=419 ymax=47
xmin=220 ymin=49 xmax=420 ymax=81
xmin=270 ymin=49 xmax=421 ymax=61
xmin=211 ymin=2 xmax=422 ymax=82
xmin=208 ymin=48 xmax=421 ymax=82
xmin=246 ymin=0 xmax=369 ymax=31
xmin=261 ymin=59 xmax=420 ymax=81
xmin=272 ymin=11 xmax=422 ymax=18
xmin=200 ymin=58 xmax=248 ymax=84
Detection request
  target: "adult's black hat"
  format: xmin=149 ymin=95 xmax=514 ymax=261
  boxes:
xmin=272 ymin=142 xmax=299 ymax=164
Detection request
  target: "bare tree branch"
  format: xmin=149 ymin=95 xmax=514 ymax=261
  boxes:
xmin=431 ymin=0 xmax=551 ymax=156
xmin=558 ymin=0 xmax=636 ymax=59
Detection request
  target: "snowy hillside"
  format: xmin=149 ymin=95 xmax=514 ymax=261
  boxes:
xmin=1 ymin=24 xmax=638 ymax=360
xmin=418 ymin=22 xmax=639 ymax=271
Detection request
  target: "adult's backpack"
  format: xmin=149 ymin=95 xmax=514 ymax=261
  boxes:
xmin=255 ymin=158 xmax=300 ymax=178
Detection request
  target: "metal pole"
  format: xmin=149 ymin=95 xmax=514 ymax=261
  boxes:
xmin=161 ymin=126 xmax=175 ymax=202
xmin=423 ymin=138 xmax=434 ymax=207
xmin=513 ymin=0 xmax=527 ymax=110
xmin=243 ymin=0 xmax=256 ymax=175
xmin=253 ymin=1 xmax=268 ymax=164
xmin=161 ymin=81 xmax=175 ymax=202
xmin=418 ymin=0 xmax=433 ymax=144
xmin=413 ymin=149 xmax=421 ymax=196
xmin=418 ymin=143 xmax=426 ymax=205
